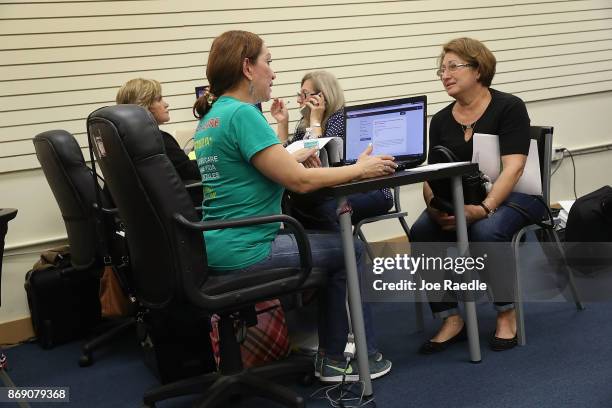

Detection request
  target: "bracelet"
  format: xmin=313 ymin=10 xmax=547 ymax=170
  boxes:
xmin=311 ymin=122 xmax=321 ymax=128
xmin=479 ymin=202 xmax=495 ymax=217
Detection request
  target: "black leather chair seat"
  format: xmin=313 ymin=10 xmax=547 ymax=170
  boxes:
xmin=201 ymin=267 xmax=327 ymax=297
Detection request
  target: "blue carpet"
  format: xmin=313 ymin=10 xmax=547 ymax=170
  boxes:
xmin=3 ymin=301 xmax=612 ymax=407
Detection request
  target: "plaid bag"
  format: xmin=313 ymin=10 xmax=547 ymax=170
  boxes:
xmin=210 ymin=299 xmax=290 ymax=369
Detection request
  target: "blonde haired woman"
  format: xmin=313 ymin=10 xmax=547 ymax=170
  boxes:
xmin=273 ymin=71 xmax=394 ymax=230
xmin=116 ymin=78 xmax=202 ymax=204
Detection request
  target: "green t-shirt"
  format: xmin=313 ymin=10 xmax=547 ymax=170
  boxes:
xmin=193 ymin=96 xmax=283 ymax=271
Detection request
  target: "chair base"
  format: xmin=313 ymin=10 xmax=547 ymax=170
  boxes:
xmin=143 ymin=355 xmax=313 ymax=408
xmin=79 ymin=317 xmax=136 ymax=367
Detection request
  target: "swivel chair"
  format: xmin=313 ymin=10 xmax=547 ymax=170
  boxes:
xmin=0 ymin=208 xmax=17 ymax=384
xmin=512 ymin=126 xmax=584 ymax=345
xmin=33 ymin=130 xmax=135 ymax=366
xmin=87 ymin=104 xmax=326 ymax=408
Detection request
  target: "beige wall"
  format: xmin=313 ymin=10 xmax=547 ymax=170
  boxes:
xmin=1 ymin=1 xmax=612 ymax=324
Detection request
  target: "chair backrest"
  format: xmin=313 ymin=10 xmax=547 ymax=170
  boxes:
xmin=87 ymin=105 xmax=204 ymax=309
xmin=0 ymin=208 xmax=18 ymax=307
xmin=33 ymin=130 xmax=112 ymax=270
xmin=529 ymin=126 xmax=554 ymax=206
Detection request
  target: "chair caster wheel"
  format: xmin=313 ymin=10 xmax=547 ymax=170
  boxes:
xmin=78 ymin=353 xmax=92 ymax=367
xmin=300 ymin=372 xmax=315 ymax=386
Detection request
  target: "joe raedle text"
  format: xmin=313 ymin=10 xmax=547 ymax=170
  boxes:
xmin=372 ymin=279 xmax=487 ymax=291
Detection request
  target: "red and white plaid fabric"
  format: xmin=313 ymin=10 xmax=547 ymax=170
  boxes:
xmin=210 ymin=299 xmax=290 ymax=369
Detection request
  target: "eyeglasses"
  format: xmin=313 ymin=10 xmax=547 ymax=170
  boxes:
xmin=436 ymin=63 xmax=474 ymax=78
xmin=297 ymin=90 xmax=317 ymax=99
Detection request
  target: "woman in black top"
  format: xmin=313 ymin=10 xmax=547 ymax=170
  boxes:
xmin=411 ymin=38 xmax=546 ymax=353
xmin=116 ymin=78 xmax=202 ymax=204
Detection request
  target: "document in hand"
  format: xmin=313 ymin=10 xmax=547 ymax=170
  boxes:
xmin=284 ymin=137 xmax=336 ymax=154
xmin=471 ymin=133 xmax=542 ymax=195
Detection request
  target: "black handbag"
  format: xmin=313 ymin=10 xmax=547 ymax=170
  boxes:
xmin=428 ymin=145 xmax=489 ymax=214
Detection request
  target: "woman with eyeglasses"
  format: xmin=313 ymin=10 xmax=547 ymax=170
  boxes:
xmin=272 ymin=71 xmax=394 ymax=231
xmin=193 ymin=31 xmax=394 ymax=382
xmin=410 ymin=37 xmax=546 ymax=353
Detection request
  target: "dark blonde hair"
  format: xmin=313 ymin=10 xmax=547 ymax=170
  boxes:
xmin=299 ymin=71 xmax=345 ymax=132
xmin=116 ymin=78 xmax=162 ymax=108
xmin=193 ymin=30 xmax=264 ymax=119
xmin=438 ymin=37 xmax=496 ymax=87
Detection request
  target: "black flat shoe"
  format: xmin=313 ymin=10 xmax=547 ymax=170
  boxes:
xmin=419 ymin=325 xmax=467 ymax=354
xmin=489 ymin=334 xmax=518 ymax=351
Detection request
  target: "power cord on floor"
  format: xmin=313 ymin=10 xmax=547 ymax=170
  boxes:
xmin=310 ymin=333 xmax=376 ymax=408
xmin=310 ymin=379 xmax=376 ymax=408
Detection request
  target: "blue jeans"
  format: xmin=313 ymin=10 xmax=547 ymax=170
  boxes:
xmin=291 ymin=190 xmax=393 ymax=232
xmin=226 ymin=232 xmax=378 ymax=359
xmin=410 ymin=192 xmax=547 ymax=317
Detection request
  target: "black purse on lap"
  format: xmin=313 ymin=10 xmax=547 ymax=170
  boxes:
xmin=428 ymin=145 xmax=489 ymax=214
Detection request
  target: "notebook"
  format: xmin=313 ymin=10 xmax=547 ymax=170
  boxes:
xmin=343 ymin=96 xmax=427 ymax=170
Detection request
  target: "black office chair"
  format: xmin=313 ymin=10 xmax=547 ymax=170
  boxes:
xmin=512 ymin=126 xmax=584 ymax=345
xmin=32 ymin=130 xmax=135 ymax=366
xmin=0 ymin=208 xmax=18 ymax=384
xmin=87 ymin=104 xmax=326 ymax=408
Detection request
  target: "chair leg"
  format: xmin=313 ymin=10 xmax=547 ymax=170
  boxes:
xmin=143 ymin=372 xmax=220 ymax=407
xmin=356 ymin=229 xmax=376 ymax=261
xmin=547 ymin=229 xmax=585 ymax=311
xmin=241 ymin=374 xmax=305 ymax=408
xmin=513 ymin=231 xmax=527 ymax=346
xmin=398 ymin=216 xmax=412 ymax=242
xmin=80 ymin=317 xmax=136 ymax=367
xmin=249 ymin=355 xmax=312 ymax=379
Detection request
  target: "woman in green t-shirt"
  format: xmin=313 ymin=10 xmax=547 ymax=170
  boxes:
xmin=193 ymin=30 xmax=395 ymax=383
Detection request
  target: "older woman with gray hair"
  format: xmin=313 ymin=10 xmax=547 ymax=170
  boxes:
xmin=273 ymin=71 xmax=394 ymax=231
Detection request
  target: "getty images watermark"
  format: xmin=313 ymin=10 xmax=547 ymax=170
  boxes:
xmin=362 ymin=241 xmax=612 ymax=303
xmin=371 ymin=253 xmax=488 ymax=292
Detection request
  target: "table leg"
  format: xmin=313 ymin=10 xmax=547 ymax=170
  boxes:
xmin=337 ymin=196 xmax=373 ymax=396
xmin=451 ymin=176 xmax=482 ymax=363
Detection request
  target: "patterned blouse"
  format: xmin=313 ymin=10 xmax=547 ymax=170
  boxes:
xmin=293 ymin=108 xmax=392 ymax=201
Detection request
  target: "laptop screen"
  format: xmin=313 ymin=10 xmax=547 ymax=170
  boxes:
xmin=343 ymin=95 xmax=427 ymax=167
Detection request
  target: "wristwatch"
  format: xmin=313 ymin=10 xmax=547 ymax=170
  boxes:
xmin=479 ymin=202 xmax=495 ymax=217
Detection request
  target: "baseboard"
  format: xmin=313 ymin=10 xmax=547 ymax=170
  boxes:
xmin=0 ymin=317 xmax=35 ymax=346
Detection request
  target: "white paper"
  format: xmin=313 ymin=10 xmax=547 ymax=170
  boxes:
xmin=513 ymin=139 xmax=542 ymax=195
xmin=284 ymin=137 xmax=336 ymax=154
xmin=472 ymin=133 xmax=501 ymax=181
xmin=472 ymin=133 xmax=542 ymax=196
xmin=405 ymin=161 xmax=471 ymax=173
xmin=559 ymin=200 xmax=575 ymax=212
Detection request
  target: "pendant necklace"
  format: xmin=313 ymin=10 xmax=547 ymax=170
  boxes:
xmin=461 ymin=121 xmax=476 ymax=140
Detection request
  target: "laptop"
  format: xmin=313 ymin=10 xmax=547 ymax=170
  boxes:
xmin=343 ymin=95 xmax=427 ymax=170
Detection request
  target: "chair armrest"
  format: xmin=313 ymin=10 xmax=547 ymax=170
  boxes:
xmin=173 ymin=213 xmax=312 ymax=283
xmin=185 ymin=181 xmax=201 ymax=190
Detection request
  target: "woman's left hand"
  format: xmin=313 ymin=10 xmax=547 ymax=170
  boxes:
xmin=271 ymin=98 xmax=289 ymax=124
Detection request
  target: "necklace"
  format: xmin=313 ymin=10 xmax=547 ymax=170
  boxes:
xmin=460 ymin=121 xmax=476 ymax=132
xmin=460 ymin=121 xmax=476 ymax=140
